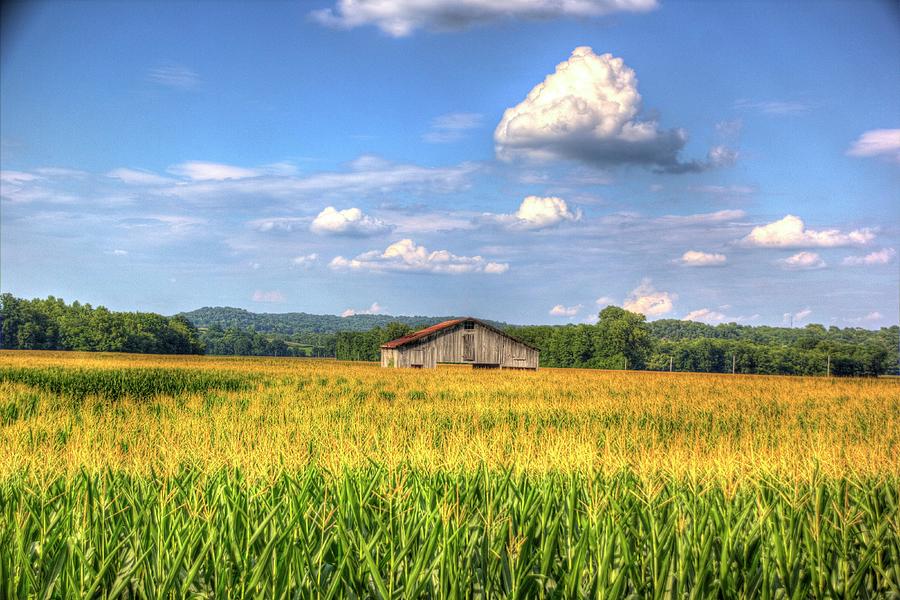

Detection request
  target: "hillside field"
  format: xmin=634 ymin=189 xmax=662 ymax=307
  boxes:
xmin=1 ymin=351 xmax=898 ymax=597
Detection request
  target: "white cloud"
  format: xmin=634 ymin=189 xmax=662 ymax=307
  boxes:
xmin=842 ymin=247 xmax=896 ymax=266
xmin=783 ymin=309 xmax=812 ymax=325
xmin=310 ymin=206 xmax=391 ymax=236
xmin=683 ymin=308 xmax=726 ymax=324
xmin=845 ymin=311 xmax=884 ymax=324
xmin=169 ymin=161 xmax=261 ymax=181
xmin=742 ymin=215 xmax=874 ymax=248
xmin=249 ymin=217 xmax=308 ymax=232
xmin=252 ymin=290 xmax=286 ymax=303
xmin=734 ymin=99 xmax=810 ymax=116
xmin=657 ymin=209 xmax=746 ymax=226
xmin=106 ymin=249 xmax=128 ymax=256
xmin=494 ymin=47 xmax=729 ymax=173
xmin=846 ymin=129 xmax=900 ymax=162
xmin=690 ymin=184 xmax=755 ymax=196
xmin=147 ymin=65 xmax=200 ymax=89
xmin=330 ymin=238 xmax=508 ymax=275
xmin=311 ymin=0 xmax=657 ymax=37
xmin=423 ymin=112 xmax=482 ymax=143
xmin=341 ymin=302 xmax=384 ymax=317
xmin=0 ymin=170 xmax=41 ymax=184
xmin=165 ymin=156 xmax=477 ymax=202
xmin=549 ymin=304 xmax=582 ymax=317
xmin=107 ymin=168 xmax=173 ymax=186
xmin=595 ymin=296 xmax=615 ymax=307
xmin=292 ymin=253 xmax=319 ymax=267
xmin=623 ymin=279 xmax=676 ymax=316
xmin=777 ymin=251 xmax=826 ymax=270
xmin=486 ymin=195 xmax=581 ymax=230
xmin=679 ymin=250 xmax=727 ymax=267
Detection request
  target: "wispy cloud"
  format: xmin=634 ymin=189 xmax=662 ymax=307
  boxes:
xmin=311 ymin=0 xmax=657 ymax=37
xmin=147 ymin=64 xmax=200 ymax=89
xmin=423 ymin=112 xmax=482 ymax=143
xmin=846 ymin=129 xmax=900 ymax=162
xmin=734 ymin=99 xmax=810 ymax=116
xmin=252 ymin=290 xmax=286 ymax=303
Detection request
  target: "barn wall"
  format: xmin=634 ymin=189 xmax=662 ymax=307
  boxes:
xmin=381 ymin=321 xmax=538 ymax=369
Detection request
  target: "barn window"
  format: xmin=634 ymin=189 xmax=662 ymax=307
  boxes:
xmin=463 ymin=321 xmax=475 ymax=330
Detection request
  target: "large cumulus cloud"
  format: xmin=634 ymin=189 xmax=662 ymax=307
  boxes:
xmin=494 ymin=47 xmax=732 ymax=173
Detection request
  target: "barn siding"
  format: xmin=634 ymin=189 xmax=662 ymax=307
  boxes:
xmin=381 ymin=320 xmax=538 ymax=370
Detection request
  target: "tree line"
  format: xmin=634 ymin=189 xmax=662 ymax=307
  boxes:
xmin=1 ymin=294 xmax=204 ymax=354
xmin=336 ymin=306 xmax=899 ymax=377
xmin=3 ymin=295 xmax=896 ymax=376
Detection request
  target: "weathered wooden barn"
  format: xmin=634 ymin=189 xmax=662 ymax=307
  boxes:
xmin=380 ymin=318 xmax=539 ymax=370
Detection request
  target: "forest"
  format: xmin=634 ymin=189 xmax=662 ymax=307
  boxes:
xmin=2 ymin=295 xmax=896 ymax=376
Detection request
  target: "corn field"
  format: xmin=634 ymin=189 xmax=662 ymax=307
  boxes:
xmin=0 ymin=350 xmax=898 ymax=597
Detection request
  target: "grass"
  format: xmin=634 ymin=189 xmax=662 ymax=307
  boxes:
xmin=0 ymin=350 xmax=898 ymax=597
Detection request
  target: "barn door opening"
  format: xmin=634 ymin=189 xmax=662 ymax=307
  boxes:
xmin=462 ymin=333 xmax=474 ymax=361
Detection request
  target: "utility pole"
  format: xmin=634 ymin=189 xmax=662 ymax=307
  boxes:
xmin=624 ymin=356 xmax=628 ymax=370
xmin=732 ymin=353 xmax=736 ymax=375
xmin=827 ymin=354 xmax=831 ymax=377
xmin=669 ymin=356 xmax=673 ymax=372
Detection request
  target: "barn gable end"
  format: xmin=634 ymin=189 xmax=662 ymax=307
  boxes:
xmin=380 ymin=318 xmax=539 ymax=370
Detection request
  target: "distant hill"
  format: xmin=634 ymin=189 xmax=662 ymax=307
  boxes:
xmin=177 ymin=306 xmax=508 ymax=335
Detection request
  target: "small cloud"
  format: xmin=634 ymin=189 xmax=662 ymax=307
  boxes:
xmin=105 ymin=249 xmax=128 ymax=256
xmin=596 ymin=296 xmax=615 ymax=307
xmin=715 ymin=118 xmax=743 ymax=138
xmin=741 ymin=215 xmax=874 ymax=248
xmin=423 ymin=112 xmax=483 ymax=143
xmin=549 ymin=304 xmax=582 ymax=317
xmin=842 ymin=247 xmax=896 ymax=266
xmin=485 ymin=196 xmax=581 ymax=230
xmin=147 ymin=64 xmax=200 ymax=89
xmin=252 ymin=290 xmax=286 ymax=303
xmin=330 ymin=238 xmax=508 ymax=275
xmin=846 ymin=129 xmax=900 ymax=162
xmin=683 ymin=308 xmax=726 ymax=324
xmin=169 ymin=161 xmax=260 ymax=181
xmin=777 ymin=251 xmax=826 ymax=270
xmin=107 ymin=167 xmax=173 ymax=186
xmin=341 ymin=302 xmax=384 ymax=317
xmin=734 ymin=99 xmax=810 ymax=116
xmin=292 ymin=253 xmax=319 ymax=267
xmin=783 ymin=308 xmax=812 ymax=325
xmin=310 ymin=206 xmax=392 ymax=236
xmin=679 ymin=250 xmax=727 ymax=267
xmin=249 ymin=217 xmax=308 ymax=232
xmin=844 ymin=311 xmax=883 ymax=324
xmin=623 ymin=279 xmax=676 ymax=317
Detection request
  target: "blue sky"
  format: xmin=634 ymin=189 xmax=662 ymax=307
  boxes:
xmin=1 ymin=0 xmax=898 ymax=326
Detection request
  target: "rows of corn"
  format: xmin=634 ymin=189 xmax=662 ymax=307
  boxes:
xmin=0 ymin=351 xmax=898 ymax=597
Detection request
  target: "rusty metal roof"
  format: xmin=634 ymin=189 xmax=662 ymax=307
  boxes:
xmin=380 ymin=317 xmax=539 ymax=350
xmin=380 ymin=318 xmax=466 ymax=349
